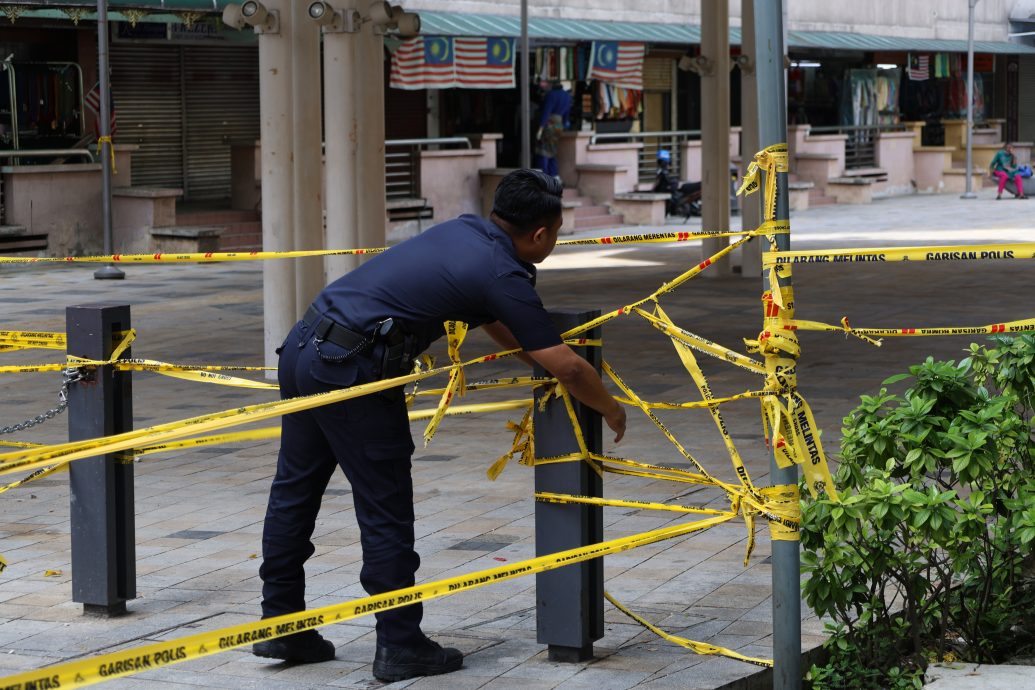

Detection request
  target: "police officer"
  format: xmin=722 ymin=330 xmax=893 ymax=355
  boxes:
xmin=253 ymin=169 xmax=627 ymax=682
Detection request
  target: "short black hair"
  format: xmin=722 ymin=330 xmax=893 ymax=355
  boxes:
xmin=492 ymin=169 xmax=563 ymax=234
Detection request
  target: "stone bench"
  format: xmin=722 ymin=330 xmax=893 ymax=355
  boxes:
xmin=0 ymin=224 xmax=46 ymax=253
xmin=150 ymin=226 xmax=223 ymax=254
xmin=841 ymin=166 xmax=888 ymax=182
xmin=560 ymin=200 xmax=580 ymax=236
xmin=609 ymin=192 xmax=670 ymax=226
xmin=112 ymin=187 xmax=184 ymax=253
xmin=826 ymin=177 xmax=874 ymax=205
xmin=386 ymin=197 xmax=432 ymax=221
xmin=788 ymin=181 xmax=814 ymax=211
xmin=576 ymin=163 xmax=630 ymax=204
xmin=794 ymin=152 xmax=840 ymax=191
xmin=942 ymin=167 xmax=986 ymax=195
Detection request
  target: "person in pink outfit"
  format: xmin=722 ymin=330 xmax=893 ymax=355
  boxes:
xmin=989 ymin=143 xmax=1028 ymax=200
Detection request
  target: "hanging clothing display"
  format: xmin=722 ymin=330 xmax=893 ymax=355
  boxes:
xmin=594 ymin=81 xmax=642 ymax=120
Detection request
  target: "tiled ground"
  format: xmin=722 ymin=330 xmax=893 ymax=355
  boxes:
xmin=0 ymin=187 xmax=1033 ymax=689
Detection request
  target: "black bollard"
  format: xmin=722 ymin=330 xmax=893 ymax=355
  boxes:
xmin=534 ymin=310 xmax=604 ymax=662
xmin=66 ymin=304 xmax=135 ymax=616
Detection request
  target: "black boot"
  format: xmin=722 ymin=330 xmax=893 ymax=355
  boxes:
xmin=372 ymin=636 xmax=463 ymax=682
xmin=253 ymin=629 xmax=335 ymax=663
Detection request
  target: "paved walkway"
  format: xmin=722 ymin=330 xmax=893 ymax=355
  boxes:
xmin=0 ymin=188 xmax=1032 ymax=689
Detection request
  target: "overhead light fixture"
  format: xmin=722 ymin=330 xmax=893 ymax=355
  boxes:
xmin=367 ymin=0 xmax=393 ymax=26
xmin=221 ymin=3 xmax=247 ymax=30
xmin=791 ymin=60 xmax=821 ymax=68
xmin=877 ymin=63 xmax=898 ymax=69
xmin=240 ymin=0 xmax=279 ymax=32
xmin=308 ymin=1 xmax=335 ymax=25
xmin=393 ymin=10 xmax=420 ymax=36
xmin=307 ymin=1 xmax=362 ymax=32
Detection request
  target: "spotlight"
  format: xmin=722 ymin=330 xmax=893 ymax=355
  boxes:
xmin=394 ymin=11 xmax=420 ymax=36
xmin=367 ymin=0 xmax=393 ymax=26
xmin=221 ymin=3 xmax=247 ymax=30
xmin=307 ymin=1 xmax=335 ymax=26
xmin=240 ymin=1 xmax=278 ymax=32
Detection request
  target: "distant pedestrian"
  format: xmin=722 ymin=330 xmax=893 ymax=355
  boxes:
xmin=535 ymin=80 xmax=572 ymax=181
xmin=989 ymin=142 xmax=1028 ymax=200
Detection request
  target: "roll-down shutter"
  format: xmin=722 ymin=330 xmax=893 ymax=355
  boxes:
xmin=110 ymin=43 xmax=184 ymax=189
xmin=183 ymin=46 xmax=259 ymax=200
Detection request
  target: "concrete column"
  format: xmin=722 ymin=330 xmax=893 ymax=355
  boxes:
xmin=322 ymin=1 xmax=361 ymax=283
xmin=292 ymin=0 xmax=327 ymax=306
xmin=355 ymin=21 xmax=388 ymax=250
xmin=700 ymin=0 xmax=731 ymax=277
xmin=739 ymin=0 xmax=762 ymax=278
xmin=259 ymin=0 xmax=297 ymax=370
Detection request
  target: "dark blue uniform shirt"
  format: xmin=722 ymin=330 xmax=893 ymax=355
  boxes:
xmin=312 ymin=214 xmax=563 ymax=354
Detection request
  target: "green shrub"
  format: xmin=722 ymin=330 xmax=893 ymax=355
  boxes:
xmin=801 ymin=334 xmax=1035 ymax=689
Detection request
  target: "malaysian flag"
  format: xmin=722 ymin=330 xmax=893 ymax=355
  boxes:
xmin=455 ymin=37 xmax=515 ymax=88
xmin=587 ymin=41 xmax=645 ymax=90
xmin=908 ymin=54 xmax=929 ymax=81
xmin=390 ymin=36 xmax=515 ymax=89
xmin=390 ymin=36 xmax=456 ymax=89
xmin=84 ymin=81 xmax=118 ymax=136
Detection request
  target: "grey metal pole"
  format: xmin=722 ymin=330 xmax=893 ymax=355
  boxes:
xmin=748 ymin=1 xmax=800 ymax=688
xmin=520 ymin=0 xmax=530 ymax=169
xmin=534 ymin=310 xmax=604 ymax=662
xmin=67 ymin=304 xmax=135 ymax=616
xmin=94 ymin=0 xmax=124 ymax=279
xmin=962 ymin=0 xmax=978 ymax=199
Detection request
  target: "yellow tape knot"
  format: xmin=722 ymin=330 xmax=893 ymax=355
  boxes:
xmin=736 ymin=143 xmax=788 ymax=221
xmin=839 ymin=316 xmax=883 ymax=347
xmin=97 ymin=135 xmax=117 ymax=174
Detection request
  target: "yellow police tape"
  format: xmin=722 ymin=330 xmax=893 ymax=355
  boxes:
xmin=604 ymin=592 xmax=771 ymax=667
xmin=0 ymin=331 xmax=66 ymax=351
xmin=780 ymin=315 xmax=1035 ymax=340
xmin=0 ymin=514 xmax=761 ymax=688
xmin=0 ymin=227 xmax=787 ymax=266
xmin=763 ymin=242 xmax=1035 ymax=268
xmin=738 ymin=143 xmax=789 ymax=223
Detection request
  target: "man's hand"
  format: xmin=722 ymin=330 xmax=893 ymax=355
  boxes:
xmin=605 ymin=404 xmax=626 ymax=443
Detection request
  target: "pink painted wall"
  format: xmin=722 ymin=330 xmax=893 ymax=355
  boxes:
xmin=876 ymin=132 xmax=916 ymax=196
xmin=2 ymin=164 xmax=103 ymax=256
xmin=420 ymin=149 xmax=487 ymax=222
xmin=583 ymin=143 xmax=642 ymax=193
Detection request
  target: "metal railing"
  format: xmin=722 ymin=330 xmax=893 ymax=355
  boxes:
xmin=808 ymin=124 xmax=907 ymax=170
xmin=0 ymin=149 xmax=96 ymax=164
xmin=590 ymin=130 xmax=701 ymax=186
xmin=385 ymin=137 xmax=472 ymax=201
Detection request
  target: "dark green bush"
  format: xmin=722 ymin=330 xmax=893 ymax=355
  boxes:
xmin=801 ymin=334 xmax=1035 ymax=689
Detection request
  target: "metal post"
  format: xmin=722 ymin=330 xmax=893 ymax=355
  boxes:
xmin=66 ymin=304 xmax=135 ymax=616
xmin=257 ymin=0 xmax=297 ymax=372
xmin=700 ymin=0 xmax=731 ymax=277
xmin=93 ymin=1 xmax=124 ymax=280
xmin=321 ymin=1 xmax=361 ymax=283
xmin=534 ymin=310 xmax=604 ymax=662
xmin=520 ymin=0 xmax=530 ymax=169
xmin=739 ymin=0 xmax=762 ymax=278
xmin=292 ymin=0 xmax=326 ymax=306
xmin=962 ymin=0 xmax=979 ymax=199
xmin=747 ymin=1 xmax=800 ymax=687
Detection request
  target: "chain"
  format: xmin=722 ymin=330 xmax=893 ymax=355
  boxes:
xmin=0 ymin=367 xmax=83 ymax=436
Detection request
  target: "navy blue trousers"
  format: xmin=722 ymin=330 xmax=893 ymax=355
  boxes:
xmin=259 ymin=319 xmax=422 ymax=647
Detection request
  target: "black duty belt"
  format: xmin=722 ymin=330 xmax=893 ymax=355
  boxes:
xmin=303 ymin=305 xmax=370 ymax=353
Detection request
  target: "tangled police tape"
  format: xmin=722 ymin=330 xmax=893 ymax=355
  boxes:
xmin=5 ymin=144 xmax=1035 ymax=686
xmin=0 ymin=515 xmax=764 ymax=690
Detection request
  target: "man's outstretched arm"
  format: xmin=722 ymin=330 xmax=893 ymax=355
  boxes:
xmin=482 ymin=321 xmax=625 ymax=442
